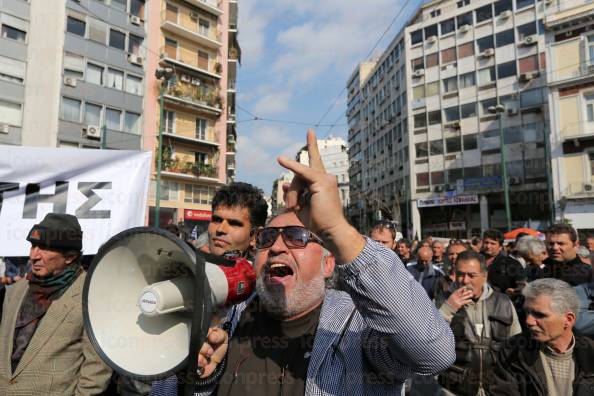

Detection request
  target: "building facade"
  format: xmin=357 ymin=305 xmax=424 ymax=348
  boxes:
xmin=0 ymin=0 xmax=146 ymax=149
xmin=545 ymin=0 xmax=594 ymax=233
xmin=348 ymin=0 xmax=552 ymax=238
xmin=144 ymin=0 xmax=238 ymax=234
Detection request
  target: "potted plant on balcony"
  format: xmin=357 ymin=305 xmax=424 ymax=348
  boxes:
xmin=214 ymin=62 xmax=223 ymax=74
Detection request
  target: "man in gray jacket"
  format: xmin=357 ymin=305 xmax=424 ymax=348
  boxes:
xmin=151 ymin=130 xmax=456 ymax=395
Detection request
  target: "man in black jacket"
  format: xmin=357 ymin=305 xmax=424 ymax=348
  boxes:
xmin=482 ymin=229 xmax=526 ymax=294
xmin=489 ymin=278 xmax=594 ymax=395
xmin=542 ymin=223 xmax=592 ymax=286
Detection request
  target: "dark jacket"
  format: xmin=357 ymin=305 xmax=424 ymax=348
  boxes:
xmin=487 ymin=253 xmax=526 ymax=293
xmin=542 ymin=256 xmax=593 ymax=286
xmin=406 ymin=262 xmax=443 ymax=300
xmin=489 ymin=334 xmax=594 ymax=396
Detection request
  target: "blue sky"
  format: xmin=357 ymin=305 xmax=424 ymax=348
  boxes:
xmin=235 ymin=0 xmax=425 ymax=196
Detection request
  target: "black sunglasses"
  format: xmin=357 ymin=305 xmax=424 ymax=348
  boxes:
xmin=255 ymin=226 xmax=323 ymax=249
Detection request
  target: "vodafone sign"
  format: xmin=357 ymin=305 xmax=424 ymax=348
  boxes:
xmin=184 ymin=209 xmax=212 ymax=221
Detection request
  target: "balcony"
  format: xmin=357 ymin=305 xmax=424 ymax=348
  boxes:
xmin=164 ymin=83 xmax=222 ymax=115
xmin=545 ymin=0 xmax=594 ymax=28
xmin=228 ymin=79 xmax=236 ymax=91
xmin=161 ymin=159 xmax=219 ymax=180
xmin=159 ymin=47 xmax=221 ymax=79
xmin=183 ymin=0 xmax=223 ymax=16
xmin=161 ymin=11 xmax=222 ymax=49
xmin=162 ymin=128 xmax=219 ymax=147
xmin=229 ymin=47 xmax=240 ymax=62
xmin=563 ymin=181 xmax=594 ymax=199
xmin=227 ymin=112 xmax=236 ymax=124
xmin=226 ymin=141 xmax=236 ymax=154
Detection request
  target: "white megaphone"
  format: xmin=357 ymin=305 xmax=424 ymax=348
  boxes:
xmin=82 ymin=227 xmax=255 ymax=386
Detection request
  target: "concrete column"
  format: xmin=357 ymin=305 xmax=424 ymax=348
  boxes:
xmin=411 ymin=200 xmax=421 ymax=239
xmin=480 ymin=195 xmax=489 ymax=232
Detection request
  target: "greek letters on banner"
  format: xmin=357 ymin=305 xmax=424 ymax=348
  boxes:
xmin=0 ymin=146 xmax=151 ymax=256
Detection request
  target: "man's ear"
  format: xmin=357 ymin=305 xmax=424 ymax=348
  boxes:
xmin=565 ymin=311 xmax=577 ymax=329
xmin=322 ymin=254 xmax=335 ymax=278
xmin=65 ymin=255 xmax=78 ymax=265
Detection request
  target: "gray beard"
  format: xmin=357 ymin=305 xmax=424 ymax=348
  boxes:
xmin=256 ymin=273 xmax=326 ymax=318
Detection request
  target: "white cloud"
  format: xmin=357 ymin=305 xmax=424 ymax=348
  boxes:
xmin=252 ymin=91 xmax=291 ymax=114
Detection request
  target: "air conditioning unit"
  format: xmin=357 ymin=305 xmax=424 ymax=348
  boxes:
xmin=189 ymin=11 xmax=199 ymax=19
xmin=521 ymin=35 xmax=538 ymax=46
xmin=413 ymin=69 xmax=425 ymax=78
xmin=458 ymin=24 xmax=470 ymax=33
xmin=127 ymin=53 xmax=143 ymax=66
xmin=500 ymin=10 xmax=512 ymax=19
xmin=130 ymin=15 xmax=141 ymax=25
xmin=520 ymin=71 xmax=539 ymax=82
xmin=481 ymin=48 xmax=495 ymax=58
xmin=63 ymin=76 xmax=77 ymax=87
xmin=507 ymin=107 xmax=519 ymax=116
xmin=180 ymin=74 xmax=191 ymax=83
xmin=0 ymin=124 xmax=9 ymax=134
xmin=509 ymin=176 xmax=522 ymax=185
xmin=84 ymin=125 xmax=101 ymax=140
xmin=426 ymin=35 xmax=437 ymax=44
xmin=434 ymin=185 xmax=445 ymax=192
xmin=583 ymin=182 xmax=594 ymax=192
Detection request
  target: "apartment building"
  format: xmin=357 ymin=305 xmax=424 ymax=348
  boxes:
xmin=545 ymin=0 xmax=594 ymax=233
xmin=145 ymin=0 xmax=238 ymax=233
xmin=0 ymin=0 xmax=146 ymax=149
xmin=348 ymin=0 xmax=552 ymax=238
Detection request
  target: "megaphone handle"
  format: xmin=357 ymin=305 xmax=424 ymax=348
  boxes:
xmin=184 ymin=251 xmax=213 ymax=396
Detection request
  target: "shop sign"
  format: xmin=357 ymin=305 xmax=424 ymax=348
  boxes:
xmin=449 ymin=221 xmax=466 ymax=231
xmin=417 ymin=195 xmax=479 ymax=208
xmin=184 ymin=209 xmax=212 ymax=221
xmin=464 ymin=176 xmax=501 ymax=191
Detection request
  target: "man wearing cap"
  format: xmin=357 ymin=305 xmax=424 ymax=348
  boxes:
xmin=0 ymin=213 xmax=112 ymax=395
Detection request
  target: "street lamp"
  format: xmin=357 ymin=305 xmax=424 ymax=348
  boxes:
xmin=154 ymin=66 xmax=174 ymax=228
xmin=488 ymin=104 xmax=512 ymax=231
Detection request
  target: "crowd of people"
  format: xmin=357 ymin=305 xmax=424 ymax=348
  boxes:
xmin=1 ymin=130 xmax=594 ymax=395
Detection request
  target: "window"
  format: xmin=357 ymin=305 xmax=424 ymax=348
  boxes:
xmin=158 ymin=181 xmax=178 ymax=201
xmin=128 ymin=34 xmax=143 ymax=56
xmin=426 ymin=53 xmax=439 ymax=68
xmin=196 ymin=118 xmax=207 ymax=140
xmin=412 ymin=57 xmax=424 ymax=71
xmin=106 ymin=108 xmax=122 ymax=130
xmin=1 ymin=25 xmax=26 ymax=42
xmin=130 ymin=0 xmax=146 ymax=18
xmin=425 ymin=24 xmax=438 ymax=39
xmin=476 ymin=4 xmax=493 ymax=23
xmin=126 ymin=74 xmax=143 ymax=95
xmin=0 ymin=99 xmax=22 ymax=126
xmin=519 ymin=55 xmax=538 ymax=73
xmin=87 ymin=18 xmax=107 ymax=44
xmin=0 ymin=55 xmax=25 ymax=83
xmin=430 ymin=9 xmax=441 ymax=18
xmin=428 ymin=110 xmax=441 ymax=125
xmin=461 ymin=102 xmax=477 ymax=118
xmin=111 ymin=0 xmax=127 ymax=12
xmin=426 ymin=81 xmax=439 ymax=97
xmin=478 ymin=66 xmax=496 ymax=85
xmin=164 ymin=110 xmax=175 ymax=133
xmin=457 ymin=12 xmax=473 ymax=27
xmin=84 ymin=102 xmax=102 ymax=125
xmin=430 ymin=140 xmax=444 ymax=155
xmin=441 ymin=47 xmax=456 ymax=64
xmin=457 ymin=43 xmax=474 ymax=60
xmin=444 ymin=106 xmax=460 ymax=122
xmin=415 ymin=142 xmax=428 ymax=158
xmin=64 ymin=52 xmax=84 ymax=79
xmin=496 ymin=29 xmax=515 ymax=47
xmin=66 ymin=16 xmax=86 ymax=36
xmin=413 ymin=85 xmax=425 ymax=100
xmin=109 ymin=29 xmax=126 ymax=50
xmin=198 ymin=50 xmax=209 ymax=69
xmin=411 ymin=30 xmax=423 ymax=45
xmin=61 ymin=97 xmax=81 ymax=122
xmin=107 ymin=68 xmax=124 ymax=90
xmin=440 ymin=18 xmax=455 ymax=35
xmin=414 ymin=113 xmax=427 ymax=128
xmin=497 ymin=61 xmax=517 ymax=79
xmin=431 ymin=171 xmax=445 ymax=185
xmin=165 ymin=38 xmax=177 ymax=58
xmin=494 ymin=0 xmax=513 ymax=16
xmin=521 ymin=88 xmax=544 ymax=107
xmin=463 ymin=134 xmax=478 ymax=150
xmin=447 ymin=168 xmax=464 ymax=183
xmin=477 ymin=35 xmax=494 ymax=52
xmin=516 ymin=0 xmax=534 ymax=9
xmin=517 ymin=22 xmax=537 ymax=40
xmin=446 ymin=136 xmax=462 ymax=152
xmin=165 ymin=3 xmax=178 ymax=22
xmin=195 ymin=152 xmax=208 ymax=164
xmin=443 ymin=76 xmax=458 ymax=93
xmin=86 ymin=63 xmax=103 ymax=85
xmin=198 ymin=19 xmax=210 ymax=36
xmin=417 ymin=172 xmax=429 ymax=186
xmin=125 ymin=112 xmax=141 ymax=134
xmin=459 ymin=72 xmax=475 ymax=88
xmin=457 ymin=0 xmax=470 ymax=7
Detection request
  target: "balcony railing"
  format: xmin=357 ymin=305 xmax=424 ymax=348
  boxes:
xmin=545 ymin=0 xmax=594 ymax=21
xmin=159 ymin=46 xmax=221 ymax=77
xmin=564 ymin=181 xmax=594 ymax=198
xmin=161 ymin=11 xmax=221 ymax=48
xmin=165 ymin=83 xmax=222 ymax=111
xmin=162 ymin=159 xmax=218 ymax=178
xmin=229 ymin=47 xmax=240 ymax=61
xmin=163 ymin=127 xmax=219 ymax=146
xmin=228 ymin=79 xmax=236 ymax=90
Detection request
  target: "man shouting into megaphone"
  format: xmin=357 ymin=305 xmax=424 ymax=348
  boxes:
xmin=152 ymin=130 xmax=456 ymax=395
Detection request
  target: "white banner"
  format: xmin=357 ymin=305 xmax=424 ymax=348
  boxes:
xmin=0 ymin=146 xmax=151 ymax=256
xmin=417 ymin=195 xmax=479 ymax=208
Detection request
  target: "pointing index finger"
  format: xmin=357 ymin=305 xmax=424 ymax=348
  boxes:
xmin=306 ymin=129 xmax=325 ymax=171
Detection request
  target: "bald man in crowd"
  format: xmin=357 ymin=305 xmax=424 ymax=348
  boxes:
xmin=407 ymin=247 xmax=444 ymax=300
